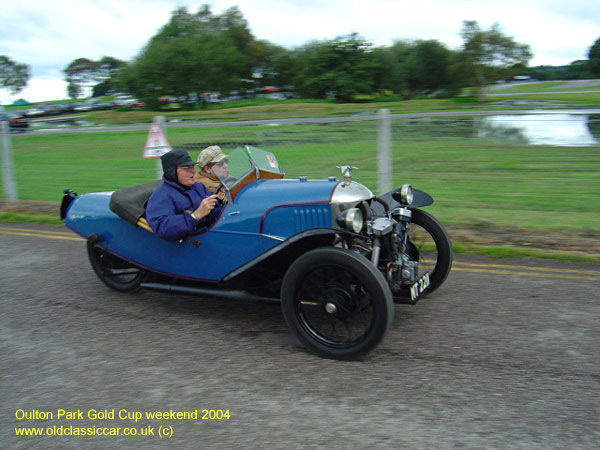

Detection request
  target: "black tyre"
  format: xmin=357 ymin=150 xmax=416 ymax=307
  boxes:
xmin=87 ymin=242 xmax=145 ymax=292
xmin=407 ymin=208 xmax=453 ymax=295
xmin=281 ymin=247 xmax=394 ymax=360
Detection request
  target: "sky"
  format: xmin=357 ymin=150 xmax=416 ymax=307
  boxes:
xmin=1 ymin=0 xmax=599 ymax=104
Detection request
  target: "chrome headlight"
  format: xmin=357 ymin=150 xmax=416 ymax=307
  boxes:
xmin=399 ymin=184 xmax=413 ymax=206
xmin=336 ymin=208 xmax=363 ymax=233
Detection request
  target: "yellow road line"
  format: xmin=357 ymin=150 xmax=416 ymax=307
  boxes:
xmin=1 ymin=228 xmax=598 ymax=280
xmin=452 ymin=260 xmax=600 ymax=275
xmin=0 ymin=229 xmax=82 ymax=241
xmin=0 ymin=226 xmax=76 ymax=237
xmin=452 ymin=267 xmax=598 ymax=281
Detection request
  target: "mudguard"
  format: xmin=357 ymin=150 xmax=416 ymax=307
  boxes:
xmin=383 ymin=187 xmax=433 ymax=208
xmin=371 ymin=187 xmax=433 ymax=216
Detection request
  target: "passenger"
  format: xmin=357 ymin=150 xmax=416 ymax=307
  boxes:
xmin=146 ymin=149 xmax=223 ymax=241
xmin=195 ymin=145 xmax=230 ymax=203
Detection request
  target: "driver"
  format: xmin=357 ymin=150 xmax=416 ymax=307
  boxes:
xmin=195 ymin=145 xmax=230 ymax=203
xmin=146 ymin=149 xmax=223 ymax=241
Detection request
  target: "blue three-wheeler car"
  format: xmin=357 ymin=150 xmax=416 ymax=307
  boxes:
xmin=61 ymin=146 xmax=452 ymax=359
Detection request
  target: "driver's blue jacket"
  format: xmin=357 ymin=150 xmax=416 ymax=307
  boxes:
xmin=146 ymin=177 xmax=223 ymax=241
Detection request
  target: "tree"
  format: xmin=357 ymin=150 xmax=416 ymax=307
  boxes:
xmin=460 ymin=20 xmax=532 ymax=99
xmin=371 ymin=39 xmax=461 ymax=99
xmin=404 ymin=40 xmax=456 ymax=97
xmin=0 ymin=55 xmax=30 ymax=95
xmin=294 ymin=33 xmax=376 ymax=101
xmin=92 ymin=56 xmax=126 ymax=96
xmin=64 ymin=58 xmax=99 ymax=98
xmin=588 ymin=37 xmax=600 ymax=77
xmin=67 ymin=81 xmax=82 ymax=99
xmin=64 ymin=56 xmax=125 ymax=98
xmin=371 ymin=41 xmax=411 ymax=97
xmin=119 ymin=5 xmax=255 ymax=104
xmin=371 ymin=45 xmax=401 ymax=94
xmin=249 ymin=41 xmax=295 ymax=89
xmin=567 ymin=60 xmax=592 ymax=80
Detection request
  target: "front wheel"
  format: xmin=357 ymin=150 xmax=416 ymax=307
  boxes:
xmin=281 ymin=247 xmax=394 ymax=360
xmin=87 ymin=241 xmax=145 ymax=292
xmin=407 ymin=208 xmax=453 ymax=295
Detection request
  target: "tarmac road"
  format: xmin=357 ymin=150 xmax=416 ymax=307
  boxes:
xmin=1 ymin=223 xmax=599 ymax=449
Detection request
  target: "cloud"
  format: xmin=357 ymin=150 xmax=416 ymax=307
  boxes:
xmin=0 ymin=79 xmax=68 ymax=104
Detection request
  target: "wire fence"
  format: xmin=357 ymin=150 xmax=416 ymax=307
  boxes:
xmin=2 ymin=114 xmax=600 ymax=239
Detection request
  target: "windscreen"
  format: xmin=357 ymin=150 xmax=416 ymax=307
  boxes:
xmin=214 ymin=146 xmax=283 ymax=188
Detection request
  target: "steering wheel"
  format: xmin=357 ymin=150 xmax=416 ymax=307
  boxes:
xmin=213 ymin=176 xmax=236 ymax=201
xmin=214 ymin=182 xmax=225 ymax=196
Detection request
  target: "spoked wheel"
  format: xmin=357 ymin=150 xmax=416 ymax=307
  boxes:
xmin=407 ymin=208 xmax=453 ymax=295
xmin=281 ymin=247 xmax=394 ymax=360
xmin=87 ymin=241 xmax=145 ymax=292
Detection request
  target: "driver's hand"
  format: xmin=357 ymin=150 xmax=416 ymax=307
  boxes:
xmin=193 ymin=195 xmax=219 ymax=220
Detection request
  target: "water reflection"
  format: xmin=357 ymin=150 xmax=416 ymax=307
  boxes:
xmin=477 ymin=113 xmax=599 ymax=146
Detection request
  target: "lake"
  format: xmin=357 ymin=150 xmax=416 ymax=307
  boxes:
xmin=476 ymin=113 xmax=600 ymax=146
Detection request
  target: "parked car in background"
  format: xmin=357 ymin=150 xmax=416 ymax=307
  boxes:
xmin=58 ymin=103 xmax=75 ymax=114
xmin=200 ymin=92 xmax=222 ymax=103
xmin=158 ymin=96 xmax=174 ymax=105
xmin=46 ymin=104 xmax=63 ymax=115
xmin=128 ymin=99 xmax=146 ymax=107
xmin=73 ymin=102 xmax=92 ymax=112
xmin=114 ymin=94 xmax=137 ymax=106
xmin=25 ymin=107 xmax=44 ymax=117
xmin=266 ymin=92 xmax=286 ymax=100
xmin=100 ymin=101 xmax=118 ymax=110
xmin=113 ymin=97 xmax=138 ymax=107
xmin=0 ymin=111 xmax=29 ymax=132
xmin=88 ymin=101 xmax=104 ymax=110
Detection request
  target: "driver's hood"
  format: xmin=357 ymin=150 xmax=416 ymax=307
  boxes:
xmin=217 ymin=178 xmax=342 ymax=236
xmin=235 ymin=177 xmax=340 ymax=205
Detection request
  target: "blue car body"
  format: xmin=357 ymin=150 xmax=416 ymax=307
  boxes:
xmin=64 ymin=177 xmax=340 ymax=282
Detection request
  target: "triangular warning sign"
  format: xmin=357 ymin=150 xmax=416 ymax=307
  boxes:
xmin=143 ymin=123 xmax=172 ymax=158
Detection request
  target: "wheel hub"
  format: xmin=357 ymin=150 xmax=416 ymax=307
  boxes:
xmin=325 ymin=302 xmax=337 ymax=314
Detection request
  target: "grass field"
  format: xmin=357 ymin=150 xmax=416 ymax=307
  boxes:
xmin=486 ymin=80 xmax=600 ymax=94
xmin=4 ymin=119 xmax=599 ymax=229
xmin=2 ymin=85 xmax=600 ymax=261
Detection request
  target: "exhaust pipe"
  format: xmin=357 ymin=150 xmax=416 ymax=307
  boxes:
xmin=140 ymin=282 xmax=280 ymax=304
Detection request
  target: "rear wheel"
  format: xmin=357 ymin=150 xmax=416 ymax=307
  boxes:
xmin=281 ymin=247 xmax=394 ymax=360
xmin=87 ymin=241 xmax=145 ymax=292
xmin=407 ymin=208 xmax=453 ymax=295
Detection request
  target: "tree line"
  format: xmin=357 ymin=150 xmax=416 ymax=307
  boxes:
xmin=114 ymin=7 xmax=537 ymax=104
xmin=2 ymin=5 xmax=600 ymax=105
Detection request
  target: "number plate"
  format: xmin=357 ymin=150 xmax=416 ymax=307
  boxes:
xmin=409 ymin=272 xmax=430 ymax=301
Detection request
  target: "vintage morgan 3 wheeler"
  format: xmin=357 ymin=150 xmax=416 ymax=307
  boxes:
xmin=61 ymin=146 xmax=452 ymax=360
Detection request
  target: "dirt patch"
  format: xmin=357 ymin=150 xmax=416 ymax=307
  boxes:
xmin=446 ymin=222 xmax=600 ymax=258
xmin=0 ymin=199 xmax=61 ymax=216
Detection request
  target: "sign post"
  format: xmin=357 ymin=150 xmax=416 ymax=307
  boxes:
xmin=1 ymin=105 xmax=18 ymax=203
xmin=143 ymin=116 xmax=171 ymax=179
xmin=377 ymin=108 xmax=392 ymax=195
